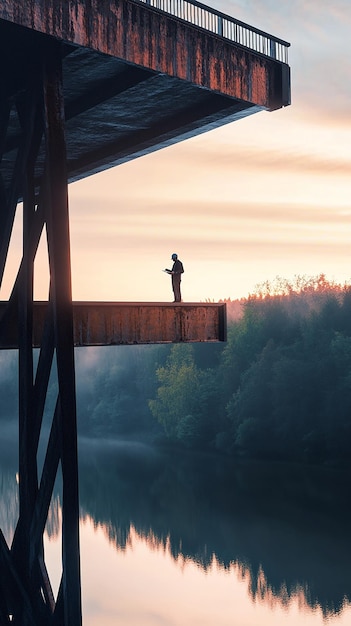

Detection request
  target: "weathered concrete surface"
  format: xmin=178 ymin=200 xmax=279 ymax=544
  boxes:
xmin=0 ymin=302 xmax=227 ymax=347
xmin=0 ymin=0 xmax=290 ymax=188
xmin=0 ymin=0 xmax=282 ymax=108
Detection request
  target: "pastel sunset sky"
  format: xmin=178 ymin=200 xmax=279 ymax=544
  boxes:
xmin=4 ymin=0 xmax=351 ymax=303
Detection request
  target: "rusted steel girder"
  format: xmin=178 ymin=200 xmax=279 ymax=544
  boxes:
xmin=0 ymin=302 xmax=227 ymax=348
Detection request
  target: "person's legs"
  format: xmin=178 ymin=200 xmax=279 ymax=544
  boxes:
xmin=173 ymin=277 xmax=181 ymax=302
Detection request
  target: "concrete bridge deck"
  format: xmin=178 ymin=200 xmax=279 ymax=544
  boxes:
xmin=0 ymin=0 xmax=290 ymax=193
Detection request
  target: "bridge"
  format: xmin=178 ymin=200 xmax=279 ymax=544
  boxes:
xmin=0 ymin=1 xmax=290 ymax=624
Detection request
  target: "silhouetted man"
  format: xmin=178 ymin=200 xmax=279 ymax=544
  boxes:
xmin=165 ymin=253 xmax=184 ymax=302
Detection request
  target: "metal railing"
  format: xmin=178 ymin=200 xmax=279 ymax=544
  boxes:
xmin=138 ymin=0 xmax=290 ymax=64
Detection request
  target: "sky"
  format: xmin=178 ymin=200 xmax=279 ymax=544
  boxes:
xmin=3 ymin=0 xmax=351 ymax=303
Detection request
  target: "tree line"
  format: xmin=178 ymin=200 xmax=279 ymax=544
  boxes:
xmin=0 ymin=275 xmax=350 ymax=465
xmin=149 ymin=275 xmax=351 ymax=466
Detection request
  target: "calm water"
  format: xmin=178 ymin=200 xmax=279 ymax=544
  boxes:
xmin=1 ymin=434 xmax=351 ymax=625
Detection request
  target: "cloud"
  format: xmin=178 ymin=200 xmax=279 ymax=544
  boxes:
xmin=71 ymin=193 xmax=351 ymax=220
xmin=69 ymin=196 xmax=351 ymax=259
xmin=69 ymin=133 xmax=351 ymax=211
xmin=205 ymin=0 xmax=351 ymax=125
xmin=171 ymin=143 xmax=351 ymax=177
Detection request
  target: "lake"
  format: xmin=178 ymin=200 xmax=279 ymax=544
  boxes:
xmin=1 ymin=433 xmax=351 ymax=625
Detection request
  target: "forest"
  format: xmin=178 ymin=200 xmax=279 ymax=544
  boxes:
xmin=1 ymin=275 xmax=351 ymax=466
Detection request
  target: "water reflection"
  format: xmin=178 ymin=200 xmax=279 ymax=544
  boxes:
xmin=77 ymin=441 xmax=351 ymax=620
xmin=1 ymin=437 xmax=351 ymax=623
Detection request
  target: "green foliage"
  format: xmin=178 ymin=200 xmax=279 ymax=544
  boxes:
xmin=75 ymin=345 xmax=167 ymax=438
xmin=149 ymin=345 xmax=201 ymax=444
xmin=149 ymin=276 xmax=351 ymax=466
xmin=148 ymin=345 xmax=223 ymax=447
xmin=223 ymin=285 xmax=351 ymax=464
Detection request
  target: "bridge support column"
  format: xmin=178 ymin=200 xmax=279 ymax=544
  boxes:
xmin=0 ymin=42 xmax=82 ymax=625
xmin=42 ymin=45 xmax=82 ymax=626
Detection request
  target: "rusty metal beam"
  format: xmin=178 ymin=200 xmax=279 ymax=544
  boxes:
xmin=0 ymin=302 xmax=227 ymax=348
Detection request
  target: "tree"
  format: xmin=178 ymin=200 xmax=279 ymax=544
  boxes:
xmin=149 ymin=345 xmax=202 ymax=444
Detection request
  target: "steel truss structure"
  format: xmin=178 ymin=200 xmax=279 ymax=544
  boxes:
xmin=0 ymin=41 xmax=82 ymax=625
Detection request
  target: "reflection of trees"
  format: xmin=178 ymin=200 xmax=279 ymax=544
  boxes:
xmin=0 ymin=469 xmax=18 ymax=547
xmin=0 ymin=430 xmax=19 ymax=546
xmin=45 ymin=494 xmax=62 ymax=540
xmin=78 ymin=442 xmax=351 ymax=619
xmin=2 ymin=440 xmax=351 ymax=619
xmin=0 ymin=447 xmax=62 ymax=545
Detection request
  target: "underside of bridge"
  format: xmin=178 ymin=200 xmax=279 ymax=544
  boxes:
xmin=0 ymin=1 xmax=290 ymax=624
xmin=0 ymin=0 xmax=290 ymax=191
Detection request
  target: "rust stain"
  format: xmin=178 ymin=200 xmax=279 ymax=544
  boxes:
xmin=0 ymin=0 xmax=276 ymax=107
xmin=0 ymin=302 xmax=226 ymax=348
xmin=250 ymin=61 xmax=266 ymax=104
